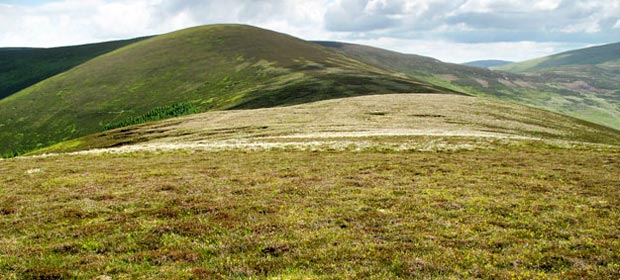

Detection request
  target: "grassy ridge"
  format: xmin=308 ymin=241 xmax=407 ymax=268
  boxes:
xmin=315 ymin=41 xmax=620 ymax=130
xmin=494 ymin=41 xmax=620 ymax=91
xmin=0 ymin=37 xmax=147 ymax=100
xmin=495 ymin=42 xmax=620 ymax=72
xmin=1 ymin=147 xmax=619 ymax=278
xmin=31 ymin=94 xmax=620 ymax=155
xmin=0 ymin=24 xmax=446 ymax=156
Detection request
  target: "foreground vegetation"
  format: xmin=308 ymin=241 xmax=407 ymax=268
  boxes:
xmin=1 ymin=144 xmax=619 ymax=279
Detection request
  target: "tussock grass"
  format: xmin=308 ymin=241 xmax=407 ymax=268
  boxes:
xmin=1 ymin=146 xmax=619 ymax=279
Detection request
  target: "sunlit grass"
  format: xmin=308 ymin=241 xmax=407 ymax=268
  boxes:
xmin=1 ymin=145 xmax=619 ymax=279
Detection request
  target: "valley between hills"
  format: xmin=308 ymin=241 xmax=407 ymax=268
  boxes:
xmin=1 ymin=24 xmax=619 ymax=279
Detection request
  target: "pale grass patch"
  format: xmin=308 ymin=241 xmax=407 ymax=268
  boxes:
xmin=25 ymin=168 xmax=43 ymax=174
xmin=263 ymin=129 xmax=536 ymax=140
xmin=32 ymin=139 xmax=496 ymax=157
xmin=474 ymin=78 xmax=489 ymax=87
xmin=29 ymin=136 xmax=605 ymax=158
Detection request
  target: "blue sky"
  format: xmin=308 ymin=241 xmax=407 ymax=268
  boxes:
xmin=1 ymin=0 xmax=619 ymax=63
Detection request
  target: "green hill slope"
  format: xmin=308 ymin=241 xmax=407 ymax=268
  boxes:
xmin=0 ymin=38 xmax=147 ymax=100
xmin=494 ymin=42 xmax=620 ymax=90
xmin=315 ymin=41 xmax=620 ymax=130
xmin=495 ymin=42 xmax=620 ymax=72
xmin=0 ymin=24 xmax=447 ymax=156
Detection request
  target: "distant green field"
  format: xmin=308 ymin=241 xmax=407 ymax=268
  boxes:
xmin=0 ymin=37 xmax=147 ymax=100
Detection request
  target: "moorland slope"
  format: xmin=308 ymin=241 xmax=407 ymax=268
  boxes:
xmin=316 ymin=41 xmax=620 ymax=130
xmin=0 ymin=24 xmax=447 ymax=156
xmin=495 ymin=41 xmax=620 ymax=90
xmin=34 ymin=94 xmax=620 ymax=155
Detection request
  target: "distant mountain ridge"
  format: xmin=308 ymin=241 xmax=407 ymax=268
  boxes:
xmin=494 ymin=41 xmax=620 ymax=91
xmin=463 ymin=60 xmax=513 ymax=68
xmin=314 ymin=41 xmax=620 ymax=130
xmin=495 ymin=42 xmax=620 ymax=72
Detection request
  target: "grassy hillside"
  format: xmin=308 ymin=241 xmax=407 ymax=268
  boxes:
xmin=315 ymin=41 xmax=620 ymax=130
xmin=494 ymin=42 xmax=620 ymax=90
xmin=33 ymin=94 xmax=620 ymax=155
xmin=495 ymin=42 xmax=620 ymax=72
xmin=0 ymin=37 xmax=147 ymax=100
xmin=4 ymin=82 xmax=620 ymax=279
xmin=0 ymin=24 xmax=448 ymax=156
xmin=6 ymin=95 xmax=620 ymax=279
xmin=462 ymin=60 xmax=513 ymax=68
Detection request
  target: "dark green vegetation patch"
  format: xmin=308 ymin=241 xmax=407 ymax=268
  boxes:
xmin=102 ymin=102 xmax=198 ymax=131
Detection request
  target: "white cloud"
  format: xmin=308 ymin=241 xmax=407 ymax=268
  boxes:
xmin=0 ymin=0 xmax=329 ymax=47
xmin=0 ymin=0 xmax=618 ymax=63
xmin=0 ymin=0 xmax=186 ymax=47
xmin=559 ymin=21 xmax=601 ymax=34
xmin=457 ymin=0 xmax=561 ymax=13
xmin=341 ymin=37 xmax=571 ymax=63
xmin=533 ymin=0 xmax=562 ymax=10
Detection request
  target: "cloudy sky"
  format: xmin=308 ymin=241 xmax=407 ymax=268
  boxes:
xmin=1 ymin=0 xmax=619 ymax=63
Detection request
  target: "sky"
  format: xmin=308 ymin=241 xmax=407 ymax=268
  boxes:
xmin=1 ymin=0 xmax=619 ymax=63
